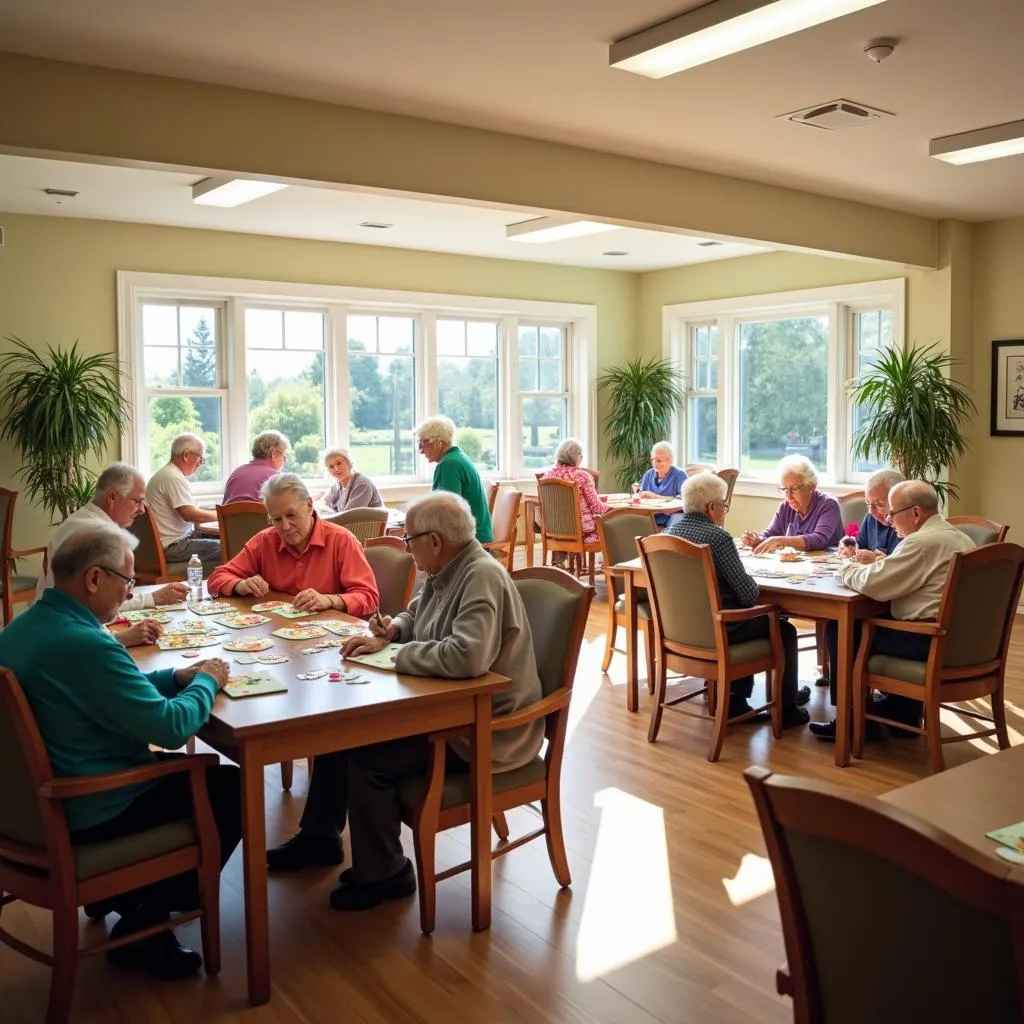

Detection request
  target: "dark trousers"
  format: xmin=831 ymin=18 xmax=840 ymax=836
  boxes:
xmin=298 ymin=750 xmax=351 ymax=837
xmin=71 ymin=756 xmax=241 ymax=920
xmin=824 ymin=618 xmax=928 ymax=724
xmin=727 ymin=616 xmax=799 ymax=708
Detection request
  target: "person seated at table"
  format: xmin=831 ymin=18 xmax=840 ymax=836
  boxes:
xmin=206 ymin=473 xmax=378 ymax=615
xmin=741 ymin=455 xmax=842 ymax=554
xmin=221 ymin=429 xmax=290 ymax=504
xmin=543 ymin=438 xmax=610 ymax=545
xmin=636 ymin=441 xmax=687 ymax=528
xmin=0 ymin=523 xmax=240 ymax=980
xmin=837 ymin=468 xmax=905 ymax=565
xmin=36 ymin=462 xmax=188 ymax=647
xmin=319 ymin=446 xmax=384 ymax=513
xmin=665 ymin=473 xmax=810 ymax=727
xmin=146 ymin=432 xmax=221 ymax=562
xmin=810 ymin=480 xmax=975 ymax=742
xmin=415 ymin=414 xmax=492 ymax=543
xmin=267 ymin=492 xmax=542 ymax=910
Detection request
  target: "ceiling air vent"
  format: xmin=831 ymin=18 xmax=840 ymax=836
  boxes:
xmin=778 ymin=99 xmax=892 ymax=132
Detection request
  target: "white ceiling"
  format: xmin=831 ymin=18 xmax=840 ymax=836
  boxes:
xmin=0 ymin=154 xmax=770 ymax=271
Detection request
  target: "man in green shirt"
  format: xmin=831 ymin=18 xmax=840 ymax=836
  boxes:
xmin=0 ymin=523 xmax=240 ymax=981
xmin=416 ymin=414 xmax=493 ymax=543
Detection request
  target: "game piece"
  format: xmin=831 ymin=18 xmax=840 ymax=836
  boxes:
xmin=157 ymin=633 xmax=221 ymax=651
xmin=181 ymin=650 xmax=200 ymax=658
xmin=298 ymin=670 xmax=329 ymax=680
xmin=251 ymin=600 xmax=289 ymax=612
xmin=272 ymin=625 xmax=328 ymax=641
xmin=187 ymin=600 xmax=232 ymax=616
xmin=328 ymin=670 xmax=342 ymax=681
xmin=213 ymin=611 xmax=271 ymax=629
xmin=222 ymin=636 xmax=274 ymax=652
xmin=256 ymin=654 xmax=289 ymax=664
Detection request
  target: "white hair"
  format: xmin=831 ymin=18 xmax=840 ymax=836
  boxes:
xmin=170 ymin=433 xmax=205 ymax=459
xmin=51 ymin=523 xmax=138 ymax=582
xmin=866 ymin=468 xmax=904 ymax=493
xmin=555 ymin=438 xmax=584 ymax=466
xmin=892 ymin=479 xmax=939 ymax=513
xmin=261 ymin=472 xmax=310 ymax=504
xmin=405 ymin=491 xmax=476 ymax=547
xmin=322 ymin=446 xmax=353 ymax=469
xmin=651 ymin=441 xmax=674 ymax=461
xmin=777 ymin=454 xmax=818 ymax=488
xmin=415 ymin=416 xmax=455 ymax=446
xmin=251 ymin=430 xmax=290 ymax=460
xmin=94 ymin=462 xmax=143 ymax=500
xmin=682 ymin=471 xmax=727 ymax=514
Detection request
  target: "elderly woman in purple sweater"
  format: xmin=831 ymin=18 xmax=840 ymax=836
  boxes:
xmin=741 ymin=455 xmax=842 ymax=555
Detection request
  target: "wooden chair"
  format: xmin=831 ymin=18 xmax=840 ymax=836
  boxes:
xmin=837 ymin=489 xmax=867 ymax=529
xmin=324 ymin=507 xmax=388 ymax=545
xmin=684 ymin=463 xmax=714 ymax=476
xmin=364 ymin=537 xmax=416 ymax=616
xmin=215 ymin=500 xmax=267 ymax=562
xmin=947 ymin=515 xmax=1009 ymax=545
xmin=536 ymin=477 xmax=601 ymax=584
xmin=482 ymin=485 xmax=521 ymax=572
xmin=715 ymin=468 xmax=739 ymax=509
xmin=397 ymin=566 xmax=593 ymax=934
xmin=596 ymin=508 xmax=658 ymax=688
xmin=483 ymin=480 xmax=499 ymax=514
xmin=127 ymin=505 xmax=188 ymax=585
xmin=0 ymin=488 xmax=46 ymax=625
xmin=853 ymin=542 xmax=1024 ymax=773
xmin=0 ymin=668 xmax=222 ymax=1024
xmin=639 ymin=534 xmax=783 ymax=762
xmin=745 ymin=765 xmax=1024 ymax=1024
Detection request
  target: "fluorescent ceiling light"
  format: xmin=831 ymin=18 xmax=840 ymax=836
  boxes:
xmin=930 ymin=119 xmax=1024 ymax=166
xmin=507 ymin=217 xmax=622 ymax=244
xmin=192 ymin=177 xmax=288 ymax=207
xmin=610 ymin=0 xmax=890 ymax=78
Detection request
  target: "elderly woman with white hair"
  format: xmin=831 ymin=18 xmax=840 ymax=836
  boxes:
xmin=636 ymin=440 xmax=687 ymax=528
xmin=741 ymin=455 xmax=843 ymax=555
xmin=320 ymin=447 xmax=384 ymax=513
xmin=222 ymin=430 xmax=290 ymax=504
xmin=543 ymin=438 xmax=610 ymax=544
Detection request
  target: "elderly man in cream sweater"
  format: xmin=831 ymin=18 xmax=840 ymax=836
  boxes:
xmin=810 ymin=479 xmax=975 ymax=741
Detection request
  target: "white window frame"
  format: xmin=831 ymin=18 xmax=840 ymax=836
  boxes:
xmin=118 ymin=271 xmax=597 ymax=499
xmin=663 ymin=279 xmax=905 ymax=495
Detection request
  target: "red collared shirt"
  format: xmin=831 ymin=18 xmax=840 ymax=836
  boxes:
xmin=207 ymin=516 xmax=379 ymax=616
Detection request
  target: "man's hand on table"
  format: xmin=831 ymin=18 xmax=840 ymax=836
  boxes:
xmin=740 ymin=530 xmax=761 ymax=548
xmin=341 ymin=630 xmax=392 ymax=658
xmin=854 ymin=549 xmax=882 ymax=564
xmin=117 ymin=619 xmax=164 ymax=647
xmin=753 ymin=536 xmax=795 ymax=555
xmin=293 ymin=588 xmax=334 ymax=612
xmin=175 ymin=657 xmax=230 ymax=690
xmin=234 ymin=575 xmax=270 ymax=598
xmin=154 ymin=582 xmax=189 ymax=605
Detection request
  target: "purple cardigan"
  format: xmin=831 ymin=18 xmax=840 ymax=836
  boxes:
xmin=761 ymin=489 xmax=843 ymax=550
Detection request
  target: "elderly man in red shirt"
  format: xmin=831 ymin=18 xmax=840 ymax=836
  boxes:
xmin=207 ymin=473 xmax=378 ymax=615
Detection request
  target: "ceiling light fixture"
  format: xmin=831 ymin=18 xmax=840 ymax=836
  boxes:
xmin=192 ymin=177 xmax=288 ymax=207
xmin=602 ymin=250 xmax=630 ymax=256
xmin=507 ymin=216 xmax=622 ymax=244
xmin=610 ymin=0 xmax=890 ymax=78
xmin=359 ymin=221 xmax=394 ymax=229
xmin=929 ymin=119 xmax=1024 ymax=166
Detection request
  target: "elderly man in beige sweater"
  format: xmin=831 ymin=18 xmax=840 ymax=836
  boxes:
xmin=810 ymin=479 xmax=975 ymax=741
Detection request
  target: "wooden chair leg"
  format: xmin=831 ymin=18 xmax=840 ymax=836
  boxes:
xmin=647 ymin=653 xmax=668 ymax=743
xmin=769 ymin=668 xmax=782 ymax=739
xmin=924 ymin=700 xmax=945 ymax=774
xmin=280 ymin=759 xmax=294 ymax=791
xmin=198 ymin=856 xmax=222 ymax=976
xmin=492 ymin=812 xmax=510 ymax=841
xmin=412 ymin=818 xmax=438 ymax=935
xmin=852 ymin=674 xmax=867 ymax=759
xmin=815 ymin=621 xmax=828 ymax=677
xmin=541 ymin=789 xmax=571 ymax=888
xmin=642 ymin=620 xmax=656 ymax=694
xmin=588 ymin=552 xmax=596 ymax=586
xmin=708 ymin=676 xmax=729 ymax=763
xmin=601 ymin=603 xmax=617 ymax=673
xmin=46 ymin=904 xmax=79 ymax=1024
xmin=993 ymin=689 xmax=1011 ymax=750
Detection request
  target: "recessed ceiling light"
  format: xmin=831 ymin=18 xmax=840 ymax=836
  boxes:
xmin=507 ymin=216 xmax=622 ymax=244
xmin=602 ymin=250 xmax=630 ymax=256
xmin=610 ymin=0 xmax=890 ymax=78
xmin=359 ymin=221 xmax=394 ymax=229
xmin=192 ymin=177 xmax=288 ymax=207
xmin=43 ymin=188 xmax=79 ymax=198
xmin=696 ymin=240 xmax=723 ymax=247
xmin=930 ymin=119 xmax=1024 ymax=165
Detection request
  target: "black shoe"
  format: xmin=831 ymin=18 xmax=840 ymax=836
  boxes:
xmin=267 ymin=831 xmax=343 ymax=871
xmin=338 ymin=867 xmax=355 ymax=885
xmin=781 ymin=706 xmax=810 ymax=728
xmin=795 ymin=685 xmax=812 ymax=706
xmin=106 ymin=918 xmax=202 ymax=980
xmin=808 ymin=719 xmax=884 ymax=742
xmin=83 ymin=898 xmax=118 ymax=920
xmin=727 ymin=700 xmax=771 ymax=723
xmin=814 ymin=676 xmax=830 ymax=687
xmin=328 ymin=858 xmax=416 ymax=911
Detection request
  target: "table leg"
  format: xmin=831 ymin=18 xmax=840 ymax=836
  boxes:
xmin=834 ymin=608 xmax=854 ymax=768
xmin=240 ymin=748 xmax=271 ymax=1004
xmin=625 ymin=572 xmax=639 ymax=713
xmin=525 ymin=501 xmax=535 ymax=568
xmin=470 ymin=692 xmax=493 ymax=931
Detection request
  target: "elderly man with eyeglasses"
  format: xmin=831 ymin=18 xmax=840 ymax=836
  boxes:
xmin=810 ymin=479 xmax=975 ymax=742
xmin=145 ymin=432 xmax=221 ymax=563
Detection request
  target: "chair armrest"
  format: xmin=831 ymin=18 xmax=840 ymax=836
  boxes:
xmin=11 ymin=546 xmax=47 ymax=558
xmin=492 ymin=690 xmax=569 ymax=731
xmin=717 ymin=604 xmax=778 ymax=624
xmin=865 ymin=617 xmax=944 ymax=637
xmin=40 ymin=753 xmax=219 ymax=800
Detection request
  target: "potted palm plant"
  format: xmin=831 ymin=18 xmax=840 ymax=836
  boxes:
xmin=847 ymin=343 xmax=974 ymax=503
xmin=597 ymin=356 xmax=685 ymax=490
xmin=0 ymin=337 xmax=131 ymax=524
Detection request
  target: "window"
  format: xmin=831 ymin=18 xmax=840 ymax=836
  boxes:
xmin=666 ymin=279 xmax=905 ymax=486
xmin=119 ymin=273 xmax=595 ymax=492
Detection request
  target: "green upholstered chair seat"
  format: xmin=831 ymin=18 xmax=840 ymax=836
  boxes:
xmin=74 ymin=819 xmax=196 ymax=880
xmin=671 ymin=638 xmax=773 ymax=667
xmin=0 ymin=574 xmax=38 ymax=596
xmin=397 ymin=756 xmax=547 ymax=813
xmin=867 ymin=655 xmax=926 ymax=685
xmin=613 ymin=597 xmax=651 ymax=618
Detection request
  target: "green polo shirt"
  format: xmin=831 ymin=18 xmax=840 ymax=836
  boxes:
xmin=431 ymin=445 xmax=493 ymax=543
xmin=0 ymin=589 xmax=218 ymax=831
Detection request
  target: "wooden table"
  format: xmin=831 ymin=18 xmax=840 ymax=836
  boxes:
xmin=126 ymin=593 xmax=510 ymax=1005
xmin=881 ymin=744 xmax=1024 ymax=858
xmin=614 ymin=551 xmax=886 ymax=768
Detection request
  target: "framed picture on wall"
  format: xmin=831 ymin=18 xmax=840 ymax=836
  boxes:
xmin=991 ymin=340 xmax=1024 ymax=436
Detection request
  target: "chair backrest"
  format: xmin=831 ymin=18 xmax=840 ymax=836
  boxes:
xmin=596 ymin=508 xmax=658 ymax=600
xmin=685 ymin=463 xmax=714 ymax=476
xmin=947 ymin=515 xmax=1010 ymax=546
xmin=536 ymin=478 xmax=583 ymax=543
xmin=483 ymin=480 xmax=499 ymax=514
xmin=325 ymin=507 xmax=389 ymax=545
xmin=363 ymin=541 xmax=416 ymax=616
xmin=638 ymin=534 xmax=721 ymax=652
xmin=838 ymin=491 xmax=867 ymax=529
xmin=365 ymin=535 xmax=406 ymax=551
xmin=745 ymin=765 xmax=1024 ymax=1024
xmin=128 ymin=505 xmax=170 ymax=579
xmin=490 ymin=486 xmax=522 ymax=547
xmin=936 ymin=542 xmax=1024 ymax=670
xmin=216 ymin=501 xmax=267 ymax=562
xmin=715 ymin=468 xmax=739 ymax=508
xmin=0 ymin=487 xmax=16 ymax=562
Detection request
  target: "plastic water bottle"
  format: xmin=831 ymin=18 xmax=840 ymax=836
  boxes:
xmin=187 ymin=554 xmax=204 ymax=605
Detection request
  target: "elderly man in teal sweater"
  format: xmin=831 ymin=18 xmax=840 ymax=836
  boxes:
xmin=0 ymin=523 xmax=240 ymax=981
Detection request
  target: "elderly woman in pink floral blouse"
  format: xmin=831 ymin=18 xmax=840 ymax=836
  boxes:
xmin=542 ymin=438 xmax=610 ymax=543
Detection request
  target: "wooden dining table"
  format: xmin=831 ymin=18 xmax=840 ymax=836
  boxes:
xmin=125 ymin=592 xmax=510 ymax=1006
xmin=613 ymin=548 xmax=887 ymax=768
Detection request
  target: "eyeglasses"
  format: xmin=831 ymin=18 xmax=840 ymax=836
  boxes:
xmin=186 ymin=451 xmax=206 ymax=465
xmin=885 ymin=504 xmax=918 ymax=521
xmin=777 ymin=485 xmax=806 ymax=496
xmin=715 ymin=501 xmax=730 ymax=511
xmin=126 ymin=495 xmax=146 ymax=508
xmin=100 ymin=566 xmax=136 ymax=590
xmin=866 ymin=500 xmax=888 ymax=511
xmin=401 ymin=531 xmax=433 ymax=547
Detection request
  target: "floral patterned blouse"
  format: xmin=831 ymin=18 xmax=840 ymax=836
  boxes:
xmin=542 ymin=463 xmax=610 ymax=543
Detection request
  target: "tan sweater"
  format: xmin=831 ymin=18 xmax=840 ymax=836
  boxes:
xmin=838 ymin=515 xmax=975 ymax=620
xmin=392 ymin=540 xmax=543 ymax=772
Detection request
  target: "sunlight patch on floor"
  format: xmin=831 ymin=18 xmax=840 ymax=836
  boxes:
xmin=939 ymin=705 xmax=1007 ymax=752
xmin=575 ymin=787 xmax=676 ymax=982
xmin=566 ymin=637 xmax=609 ymax=745
xmin=722 ymin=852 xmax=776 ymax=907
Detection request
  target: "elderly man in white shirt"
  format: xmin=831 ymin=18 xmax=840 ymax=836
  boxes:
xmin=37 ymin=463 xmax=187 ymax=646
xmin=810 ymin=479 xmax=975 ymax=741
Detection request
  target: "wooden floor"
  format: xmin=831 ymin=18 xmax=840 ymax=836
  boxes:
xmin=6 ymin=561 xmax=1024 ymax=1023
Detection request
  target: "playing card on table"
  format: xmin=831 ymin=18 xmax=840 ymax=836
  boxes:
xmin=120 ymin=609 xmax=173 ymax=624
xmin=270 ymin=604 xmax=314 ymax=619
xmin=163 ymin=620 xmax=223 ymax=636
xmin=213 ymin=611 xmax=271 ymax=629
xmin=224 ymin=673 xmax=288 ymax=698
xmin=251 ymin=600 xmax=289 ymax=613
xmin=319 ymin=619 xmax=370 ymax=637
xmin=255 ymin=653 xmax=289 ymax=664
xmin=156 ymin=602 xmax=187 ymax=612
xmin=157 ymin=633 xmax=221 ymax=651
xmin=297 ymin=670 xmax=329 ymax=680
xmin=272 ymin=625 xmax=327 ymax=641
xmin=222 ymin=636 xmax=275 ymax=652
xmin=187 ymin=601 xmax=233 ymax=616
